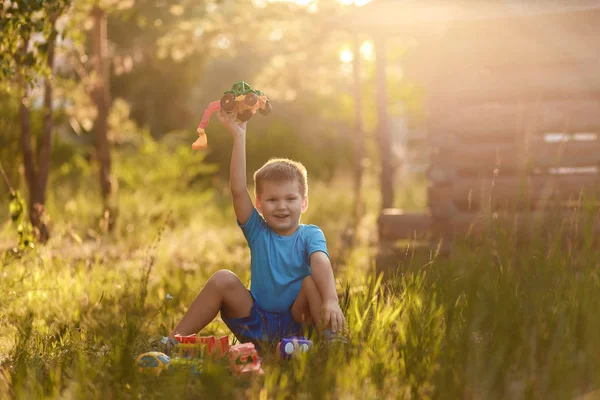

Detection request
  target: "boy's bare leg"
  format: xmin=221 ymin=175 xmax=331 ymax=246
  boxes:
xmin=291 ymin=275 xmax=323 ymax=328
xmin=170 ymin=270 xmax=253 ymax=337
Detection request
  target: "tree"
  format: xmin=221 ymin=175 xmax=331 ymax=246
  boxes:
xmin=1 ymin=0 xmax=70 ymax=242
xmin=65 ymin=0 xmax=136 ymax=232
xmin=90 ymin=3 xmax=116 ymax=231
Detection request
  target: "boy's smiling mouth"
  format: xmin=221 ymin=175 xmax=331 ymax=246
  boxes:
xmin=274 ymin=214 xmax=289 ymax=219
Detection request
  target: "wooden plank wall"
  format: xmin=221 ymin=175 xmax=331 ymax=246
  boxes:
xmin=426 ymin=102 xmax=600 ymax=241
xmin=378 ymin=8 xmax=600 ymax=248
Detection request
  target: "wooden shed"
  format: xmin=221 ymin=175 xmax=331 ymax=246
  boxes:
xmin=338 ymin=0 xmax=600 ymax=273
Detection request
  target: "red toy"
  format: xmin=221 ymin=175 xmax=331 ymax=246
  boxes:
xmin=228 ymin=343 xmax=264 ymax=376
xmin=174 ymin=334 xmax=230 ymax=358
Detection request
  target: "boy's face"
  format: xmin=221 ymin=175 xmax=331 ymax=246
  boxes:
xmin=255 ymin=179 xmax=308 ymax=236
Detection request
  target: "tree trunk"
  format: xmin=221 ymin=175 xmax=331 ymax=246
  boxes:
xmin=17 ymin=35 xmax=50 ymax=243
xmin=15 ymin=9 xmax=65 ymax=244
xmin=351 ymin=33 xmax=365 ymax=222
xmin=19 ymin=81 xmax=49 ymax=242
xmin=29 ymin=19 xmax=59 ymax=243
xmin=91 ymin=5 xmax=117 ymax=231
xmin=374 ymin=36 xmax=394 ymax=210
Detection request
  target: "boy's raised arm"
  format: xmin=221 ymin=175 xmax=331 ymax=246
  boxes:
xmin=217 ymin=110 xmax=254 ymax=224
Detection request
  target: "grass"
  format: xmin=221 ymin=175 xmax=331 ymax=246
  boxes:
xmin=1 ymin=148 xmax=600 ymax=399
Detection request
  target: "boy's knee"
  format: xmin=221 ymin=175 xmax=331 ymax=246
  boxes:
xmin=301 ymin=275 xmax=316 ymax=290
xmin=299 ymin=275 xmax=321 ymax=301
xmin=208 ymin=269 xmax=240 ymax=291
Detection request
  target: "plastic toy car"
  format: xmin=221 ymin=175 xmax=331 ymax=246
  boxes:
xmin=139 ymin=335 xmax=263 ymax=378
xmin=136 ymin=352 xmax=172 ymax=376
xmin=196 ymin=335 xmax=230 ymax=357
xmin=192 ymin=81 xmax=271 ymax=150
xmin=173 ymin=334 xmax=229 ymax=358
xmin=277 ymin=337 xmax=313 ymax=359
xmin=228 ymin=343 xmax=264 ymax=376
xmin=219 ymin=81 xmax=272 ymax=122
xmin=174 ymin=333 xmax=197 ymax=344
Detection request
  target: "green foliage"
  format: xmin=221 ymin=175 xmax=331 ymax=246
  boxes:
xmin=7 ymin=191 xmax=35 ymax=252
xmin=0 ymin=0 xmax=70 ymax=82
xmin=0 ymin=90 xmax=21 ymax=189
xmin=116 ymin=130 xmax=218 ymax=192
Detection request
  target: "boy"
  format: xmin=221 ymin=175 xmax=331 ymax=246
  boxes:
xmin=169 ymin=110 xmax=344 ymax=349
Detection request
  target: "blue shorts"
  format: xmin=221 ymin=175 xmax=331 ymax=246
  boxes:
xmin=221 ymin=292 xmax=307 ymax=351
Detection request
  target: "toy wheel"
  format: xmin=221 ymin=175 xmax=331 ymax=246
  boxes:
xmin=245 ymin=92 xmax=258 ymax=106
xmin=237 ymin=109 xmax=253 ymax=122
xmin=259 ymin=101 xmax=272 ymax=116
xmin=220 ymin=93 xmax=236 ymax=112
xmin=284 ymin=342 xmax=295 ymax=355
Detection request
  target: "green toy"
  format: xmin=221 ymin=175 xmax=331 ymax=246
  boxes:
xmin=192 ymin=81 xmax=272 ymax=150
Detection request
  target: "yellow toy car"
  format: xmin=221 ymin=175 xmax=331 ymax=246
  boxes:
xmin=136 ymin=352 xmax=172 ymax=376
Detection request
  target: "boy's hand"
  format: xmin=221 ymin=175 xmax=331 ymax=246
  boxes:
xmin=322 ymin=299 xmax=345 ymax=333
xmin=217 ymin=109 xmax=247 ymax=137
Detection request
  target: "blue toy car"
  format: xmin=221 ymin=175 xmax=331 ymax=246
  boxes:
xmin=277 ymin=337 xmax=313 ymax=359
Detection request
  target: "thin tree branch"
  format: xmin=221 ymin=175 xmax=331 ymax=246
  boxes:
xmin=18 ymin=76 xmax=37 ymax=198
xmin=67 ymin=50 xmax=90 ymax=82
xmin=0 ymin=159 xmax=15 ymax=197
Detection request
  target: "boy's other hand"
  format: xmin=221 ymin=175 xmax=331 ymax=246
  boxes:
xmin=322 ymin=299 xmax=345 ymax=333
xmin=217 ymin=109 xmax=247 ymax=137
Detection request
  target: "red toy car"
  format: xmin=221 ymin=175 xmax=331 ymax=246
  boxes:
xmin=228 ymin=343 xmax=264 ymax=376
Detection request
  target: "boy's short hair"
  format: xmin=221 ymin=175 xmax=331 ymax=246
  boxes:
xmin=253 ymin=158 xmax=308 ymax=197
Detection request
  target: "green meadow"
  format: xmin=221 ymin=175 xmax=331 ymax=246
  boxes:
xmin=2 ymin=143 xmax=599 ymax=399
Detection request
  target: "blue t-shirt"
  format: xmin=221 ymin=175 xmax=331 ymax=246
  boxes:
xmin=238 ymin=208 xmax=329 ymax=313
